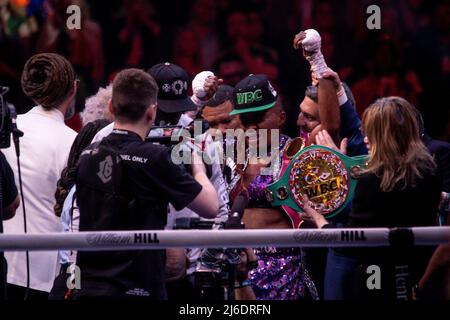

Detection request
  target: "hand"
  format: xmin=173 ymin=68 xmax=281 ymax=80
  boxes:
xmin=204 ymin=76 xmax=224 ymax=100
xmin=241 ymin=156 xmax=271 ymax=186
xmin=316 ymin=130 xmax=348 ymax=155
xmin=236 ymin=248 xmax=258 ymax=283
xmin=300 ymin=194 xmax=329 ymax=228
xmin=165 ymin=248 xmax=187 ymax=282
xmin=311 ymin=70 xmax=319 ymax=86
xmin=293 ymin=31 xmax=307 ymax=50
xmin=294 ymin=31 xmax=314 ymax=60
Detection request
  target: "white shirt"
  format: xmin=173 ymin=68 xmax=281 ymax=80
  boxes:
xmin=3 ymin=106 xmax=77 ymax=292
xmin=165 ymin=133 xmax=229 ymax=275
xmin=91 ymin=122 xmax=114 ymax=144
xmin=58 ymin=186 xmax=79 ymax=265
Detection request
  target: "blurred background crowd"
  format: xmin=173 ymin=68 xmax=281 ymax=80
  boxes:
xmin=1 ymin=0 xmax=450 ymax=139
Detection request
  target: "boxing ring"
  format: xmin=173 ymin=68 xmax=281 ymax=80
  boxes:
xmin=0 ymin=227 xmax=448 ymax=251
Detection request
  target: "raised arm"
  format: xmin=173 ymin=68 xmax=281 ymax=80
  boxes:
xmin=294 ymin=30 xmax=340 ymax=144
xmin=309 ymin=78 xmax=340 ymax=144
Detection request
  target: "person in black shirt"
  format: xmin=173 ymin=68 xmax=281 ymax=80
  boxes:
xmin=0 ymin=151 xmax=20 ymax=301
xmin=423 ymin=135 xmax=450 ymax=193
xmin=75 ymin=69 xmax=218 ymax=300
xmin=412 ymin=107 xmax=450 ymax=194
xmin=304 ymin=96 xmax=441 ymax=300
xmin=0 ymin=152 xmax=19 ymax=223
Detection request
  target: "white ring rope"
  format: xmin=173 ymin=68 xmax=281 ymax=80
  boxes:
xmin=0 ymin=227 xmax=448 ymax=251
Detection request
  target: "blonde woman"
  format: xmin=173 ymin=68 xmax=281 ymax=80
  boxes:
xmin=304 ymin=96 xmax=442 ymax=300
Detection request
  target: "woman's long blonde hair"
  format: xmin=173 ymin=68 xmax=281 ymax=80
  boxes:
xmin=362 ymin=96 xmax=436 ymax=192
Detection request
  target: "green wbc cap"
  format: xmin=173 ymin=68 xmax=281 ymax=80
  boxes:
xmin=229 ymin=74 xmax=278 ymax=116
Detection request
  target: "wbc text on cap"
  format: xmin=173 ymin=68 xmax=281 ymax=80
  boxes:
xmin=230 ymin=74 xmax=278 ymax=116
xmin=236 ymin=89 xmax=264 ymax=105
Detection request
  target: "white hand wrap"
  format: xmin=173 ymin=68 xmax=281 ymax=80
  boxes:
xmin=302 ymin=29 xmax=329 ymax=79
xmin=192 ymin=71 xmax=214 ymax=99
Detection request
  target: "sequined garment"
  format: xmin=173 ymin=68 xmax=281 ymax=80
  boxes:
xmin=249 ymin=248 xmax=319 ymax=300
xmin=247 ymin=134 xmax=290 ymax=208
xmin=245 ymin=135 xmax=319 ymax=300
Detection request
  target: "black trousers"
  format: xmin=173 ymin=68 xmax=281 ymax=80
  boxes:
xmin=166 ymin=276 xmax=195 ymax=302
xmin=48 ymin=273 xmax=71 ymax=300
xmin=6 ymin=284 xmax=49 ymax=301
xmin=0 ymin=255 xmax=6 ymax=301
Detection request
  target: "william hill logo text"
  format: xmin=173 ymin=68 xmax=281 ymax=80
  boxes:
xmin=341 ymin=230 xmax=367 ymax=241
xmin=134 ymin=233 xmax=160 ymax=244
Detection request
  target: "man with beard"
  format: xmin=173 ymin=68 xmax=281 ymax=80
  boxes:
xmin=294 ymin=30 xmax=367 ymax=157
xmin=292 ymin=30 xmax=368 ymax=299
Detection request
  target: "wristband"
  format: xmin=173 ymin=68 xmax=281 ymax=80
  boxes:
xmin=234 ymin=279 xmax=252 ymax=289
xmin=337 ymin=84 xmax=348 ymax=106
xmin=191 ymin=95 xmax=206 ymax=108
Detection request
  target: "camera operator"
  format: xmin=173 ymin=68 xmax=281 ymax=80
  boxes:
xmin=146 ymin=64 xmax=229 ymax=301
xmin=145 ymin=65 xmax=231 ymax=300
xmin=74 ymin=68 xmax=218 ymax=300
xmin=3 ymin=53 xmax=78 ymax=300
xmin=89 ymin=63 xmax=228 ymax=300
xmin=0 ymin=151 xmax=20 ymax=301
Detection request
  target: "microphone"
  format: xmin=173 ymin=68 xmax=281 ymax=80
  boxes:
xmin=231 ymin=193 xmax=249 ymax=220
xmin=7 ymin=104 xmax=24 ymax=157
xmin=225 ymin=192 xmax=249 ymax=230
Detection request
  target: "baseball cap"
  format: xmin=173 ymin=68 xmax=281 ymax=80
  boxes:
xmin=229 ymin=74 xmax=277 ymax=116
xmin=205 ymin=84 xmax=235 ymax=108
xmin=148 ymin=62 xmax=197 ymax=113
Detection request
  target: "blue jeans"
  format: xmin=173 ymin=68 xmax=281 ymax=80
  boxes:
xmin=324 ymin=249 xmax=360 ymax=300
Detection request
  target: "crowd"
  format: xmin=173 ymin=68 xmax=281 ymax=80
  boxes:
xmin=1 ymin=0 xmax=450 ymax=140
xmin=0 ymin=0 xmax=449 ymax=301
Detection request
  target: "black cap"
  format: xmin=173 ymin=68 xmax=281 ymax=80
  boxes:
xmin=205 ymin=85 xmax=235 ymax=108
xmin=230 ymin=74 xmax=277 ymax=116
xmin=148 ymin=62 xmax=197 ymax=113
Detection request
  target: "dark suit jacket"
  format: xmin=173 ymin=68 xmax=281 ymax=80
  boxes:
xmin=339 ymin=99 xmax=368 ymax=157
xmin=423 ymin=134 xmax=450 ymax=192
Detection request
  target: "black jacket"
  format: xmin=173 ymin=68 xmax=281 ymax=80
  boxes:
xmin=328 ymin=170 xmax=441 ymax=299
xmin=423 ymin=134 xmax=450 ymax=192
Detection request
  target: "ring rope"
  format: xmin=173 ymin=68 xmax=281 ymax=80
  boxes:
xmin=0 ymin=227 xmax=448 ymax=251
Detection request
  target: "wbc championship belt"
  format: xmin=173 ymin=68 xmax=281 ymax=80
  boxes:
xmin=267 ymin=144 xmax=367 ymax=227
